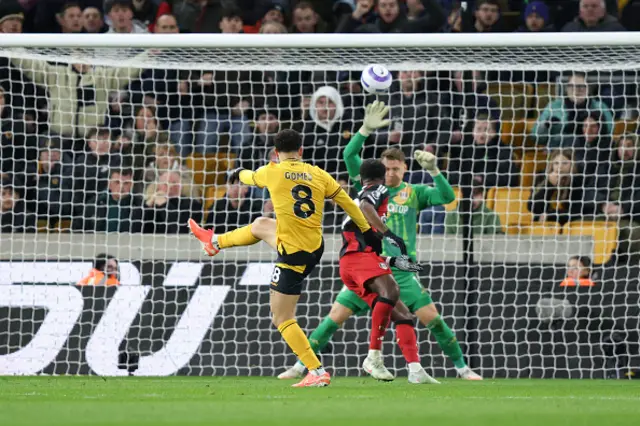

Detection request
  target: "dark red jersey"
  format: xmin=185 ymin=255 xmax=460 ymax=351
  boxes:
xmin=340 ymin=184 xmax=389 ymax=257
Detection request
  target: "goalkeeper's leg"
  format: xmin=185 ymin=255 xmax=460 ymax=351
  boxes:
xmin=277 ymin=289 xmax=368 ymax=379
xmin=400 ymin=274 xmax=482 ymax=380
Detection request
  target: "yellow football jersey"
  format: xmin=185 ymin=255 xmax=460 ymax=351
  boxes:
xmin=240 ymin=159 xmax=370 ymax=255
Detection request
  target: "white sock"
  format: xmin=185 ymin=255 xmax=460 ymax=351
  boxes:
xmin=408 ymin=362 xmax=423 ymax=373
xmin=211 ymin=234 xmax=220 ymax=249
xmin=293 ymin=362 xmax=306 ymax=373
xmin=368 ymin=349 xmax=382 ymax=359
xmin=455 ymin=366 xmax=469 ymax=374
xmin=310 ymin=367 xmax=326 ymax=376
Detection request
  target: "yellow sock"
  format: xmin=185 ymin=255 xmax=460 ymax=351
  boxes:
xmin=277 ymin=319 xmax=321 ymax=371
xmin=217 ymin=224 xmax=260 ymax=249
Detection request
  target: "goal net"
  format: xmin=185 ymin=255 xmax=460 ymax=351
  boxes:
xmin=1 ymin=33 xmax=639 ymax=379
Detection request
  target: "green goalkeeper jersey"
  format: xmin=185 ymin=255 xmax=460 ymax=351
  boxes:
xmin=343 ymin=131 xmax=455 ymax=263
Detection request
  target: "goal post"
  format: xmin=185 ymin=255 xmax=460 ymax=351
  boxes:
xmin=0 ymin=33 xmax=639 ymax=379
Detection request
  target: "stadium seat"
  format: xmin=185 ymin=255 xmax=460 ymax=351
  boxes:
xmin=563 ymin=221 xmax=618 ymax=265
xmin=486 ymin=82 xmax=534 ymax=120
xmin=519 ymin=149 xmax=547 ymax=188
xmin=518 ymin=221 xmax=561 ymax=236
xmin=613 ymin=120 xmax=638 ymax=137
xmin=55 ymin=220 xmax=73 ymax=232
xmin=36 ymin=219 xmax=49 ymax=233
xmin=444 ymin=186 xmax=461 ymax=212
xmin=486 ymin=187 xmax=533 ymax=233
xmin=500 ymin=119 xmax=529 ymax=147
xmin=186 ymin=153 xmax=236 ymax=187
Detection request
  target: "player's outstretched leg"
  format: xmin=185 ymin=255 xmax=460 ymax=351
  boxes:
xmin=188 ymin=217 xmax=277 ymax=256
xmin=415 ymin=303 xmax=482 ymax=380
xmin=360 ymin=274 xmax=399 ymax=382
xmin=278 ymin=301 xmax=355 ymax=380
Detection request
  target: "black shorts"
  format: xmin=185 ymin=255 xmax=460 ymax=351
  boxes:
xmin=270 ymin=241 xmax=324 ymax=295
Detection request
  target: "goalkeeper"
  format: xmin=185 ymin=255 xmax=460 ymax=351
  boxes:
xmin=279 ymin=101 xmax=482 ymax=381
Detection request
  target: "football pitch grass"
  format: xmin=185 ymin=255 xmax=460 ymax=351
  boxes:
xmin=2 ymin=377 xmax=640 ymax=426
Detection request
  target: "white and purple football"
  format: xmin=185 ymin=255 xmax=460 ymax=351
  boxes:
xmin=360 ymin=64 xmax=392 ymax=95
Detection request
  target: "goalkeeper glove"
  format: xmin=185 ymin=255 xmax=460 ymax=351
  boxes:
xmin=414 ymin=150 xmax=439 ymax=175
xmin=387 ymin=255 xmax=423 ymax=273
xmin=362 ymin=228 xmax=383 ymax=254
xmin=228 ymin=167 xmax=245 ymax=184
xmin=359 ymin=100 xmax=391 ymax=137
xmin=383 ymin=230 xmax=408 ymax=255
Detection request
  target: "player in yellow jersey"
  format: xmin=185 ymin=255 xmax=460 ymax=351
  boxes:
xmin=188 ymin=128 xmax=381 ymax=388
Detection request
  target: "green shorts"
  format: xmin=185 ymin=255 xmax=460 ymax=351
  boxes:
xmin=334 ymin=270 xmax=433 ymax=315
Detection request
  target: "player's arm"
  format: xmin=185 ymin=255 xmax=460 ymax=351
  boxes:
xmin=230 ymin=167 xmax=267 ymax=188
xmin=343 ymin=101 xmax=391 ymax=190
xmin=413 ymin=150 xmax=456 ymax=208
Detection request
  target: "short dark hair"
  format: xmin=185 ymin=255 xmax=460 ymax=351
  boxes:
xmin=476 ymin=0 xmax=500 ymax=9
xmin=87 ymin=127 xmax=112 ymax=140
xmin=381 ymin=148 xmax=405 ymax=162
xmin=94 ymin=253 xmax=117 ymax=271
xmin=360 ymin=159 xmax=386 ymax=182
xmin=293 ymin=1 xmax=316 ymax=12
xmin=220 ymin=6 xmax=242 ymax=20
xmin=110 ymin=167 xmax=133 ymax=178
xmin=569 ymin=255 xmax=592 ymax=269
xmin=107 ymin=0 xmax=132 ymax=13
xmin=60 ymin=2 xmax=81 ymax=15
xmin=274 ymin=129 xmax=302 ymax=153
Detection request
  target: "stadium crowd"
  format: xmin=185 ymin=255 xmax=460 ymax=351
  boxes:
xmin=1 ymin=0 xmax=640 ymax=264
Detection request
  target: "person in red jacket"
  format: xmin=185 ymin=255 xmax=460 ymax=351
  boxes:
xmin=560 ymin=255 xmax=595 ymax=287
xmin=77 ymin=253 xmax=120 ymax=286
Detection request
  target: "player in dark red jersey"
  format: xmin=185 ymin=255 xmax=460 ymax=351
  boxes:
xmin=339 ymin=159 xmax=435 ymax=382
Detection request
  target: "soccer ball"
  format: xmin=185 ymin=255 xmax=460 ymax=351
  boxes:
xmin=360 ymin=64 xmax=392 ymax=94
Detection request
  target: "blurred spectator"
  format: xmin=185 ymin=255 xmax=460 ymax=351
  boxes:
xmin=27 ymin=137 xmax=75 ymax=223
xmin=205 ymin=173 xmax=263 ymax=233
xmin=560 ymin=255 xmax=595 ymax=287
xmin=458 ymin=0 xmax=502 ymax=33
xmin=56 ymin=2 xmax=83 ymax=33
xmin=1 ymin=178 xmax=35 ymax=233
xmin=447 ymin=115 xmax=519 ymax=188
xmin=77 ymin=253 xmax=120 ymax=286
xmin=143 ymin=169 xmax=202 ymax=234
xmin=572 ymin=111 xmax=613 ymax=178
xmin=74 ymin=168 xmax=143 ymax=232
xmin=154 ymin=12 xmax=178 ymax=33
xmin=219 ymin=6 xmax=243 ymax=33
xmin=531 ymin=72 xmax=614 ymax=150
xmin=259 ymin=20 xmax=287 ymax=33
xmin=171 ymin=0 xmax=234 ymax=33
xmin=0 ymin=0 xmax=24 ymax=33
xmin=11 ymin=50 xmax=146 ymax=142
xmin=444 ymin=1 xmax=462 ymax=32
xmin=107 ymin=0 xmax=149 ymax=33
xmin=291 ymin=1 xmax=327 ymax=33
xmin=130 ymin=0 xmax=158 ymax=29
xmin=445 ymin=186 xmax=503 ymax=235
xmin=347 ymin=0 xmax=445 ymax=33
xmin=82 ymin=6 xmax=107 ymax=32
xmin=335 ymin=0 xmax=377 ymax=33
xmin=144 ymin=141 xmax=185 ymax=183
xmin=596 ymin=134 xmax=640 ymax=261
xmin=438 ymin=70 xmax=499 ymax=155
xmin=73 ymin=128 xmax=119 ymax=206
xmin=239 ymin=109 xmax=280 ymax=170
xmin=261 ymin=2 xmax=286 ymax=25
xmin=562 ymin=0 xmax=625 ymax=31
xmin=301 ymin=85 xmax=357 ymax=175
xmin=0 ymin=86 xmax=39 ymax=178
xmin=516 ymin=1 xmax=554 ymax=32
xmin=418 ymin=205 xmax=446 ymax=235
xmin=387 ymin=70 xmax=449 ymax=166
xmin=527 ymin=149 xmax=603 ymax=225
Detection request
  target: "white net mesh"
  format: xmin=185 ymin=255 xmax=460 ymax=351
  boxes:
xmin=1 ymin=34 xmax=639 ymax=379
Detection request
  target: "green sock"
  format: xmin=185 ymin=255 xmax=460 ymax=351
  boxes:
xmin=427 ymin=315 xmax=467 ymax=369
xmin=296 ymin=316 xmax=340 ymax=367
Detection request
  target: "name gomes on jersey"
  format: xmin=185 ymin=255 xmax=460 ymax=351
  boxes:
xmin=284 ymin=171 xmax=313 ymax=181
